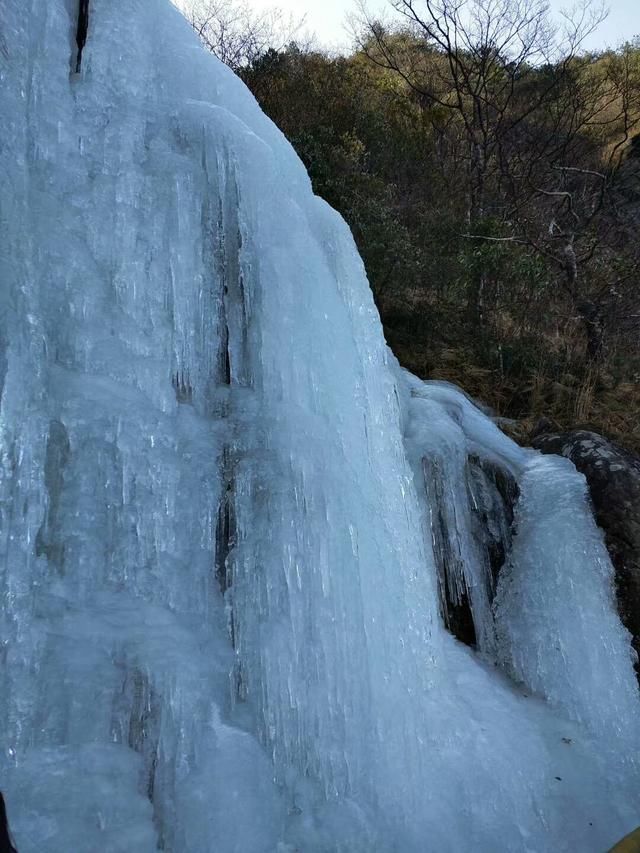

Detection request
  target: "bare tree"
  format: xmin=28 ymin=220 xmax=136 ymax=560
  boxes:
xmin=353 ymin=0 xmax=640 ymax=359
xmin=475 ymin=42 xmax=640 ymax=358
xmin=186 ymin=0 xmax=305 ymax=71
xmin=354 ymin=1 xmax=603 ymax=218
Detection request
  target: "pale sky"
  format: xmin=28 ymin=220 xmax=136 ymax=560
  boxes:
xmin=245 ymin=0 xmax=640 ymax=53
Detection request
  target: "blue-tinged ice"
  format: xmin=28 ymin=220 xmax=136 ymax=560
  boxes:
xmin=0 ymin=1 xmax=638 ymax=851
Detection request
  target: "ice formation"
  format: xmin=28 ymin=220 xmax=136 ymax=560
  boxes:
xmin=0 ymin=2 xmax=638 ymax=851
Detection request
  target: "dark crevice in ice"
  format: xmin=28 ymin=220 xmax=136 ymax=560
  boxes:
xmin=75 ymin=0 xmax=90 ymax=73
xmin=218 ymin=294 xmax=232 ymax=386
xmin=172 ymin=370 xmax=193 ymax=404
xmin=112 ymin=667 xmax=162 ymax=839
xmin=35 ymin=419 xmax=71 ymax=573
xmin=467 ymin=455 xmax=519 ymax=593
xmin=425 ymin=453 xmax=519 ymax=649
xmin=215 ymin=477 xmax=235 ymax=595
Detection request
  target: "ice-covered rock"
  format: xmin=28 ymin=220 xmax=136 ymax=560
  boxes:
xmin=533 ymin=428 xmax=640 ymax=680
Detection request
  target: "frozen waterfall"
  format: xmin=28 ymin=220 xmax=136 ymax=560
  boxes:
xmin=1 ymin=2 xmax=638 ymax=851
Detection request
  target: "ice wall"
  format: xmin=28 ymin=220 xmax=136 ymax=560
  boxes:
xmin=403 ymin=377 xmax=640 ymax=740
xmin=0 ymin=2 xmax=638 ymax=851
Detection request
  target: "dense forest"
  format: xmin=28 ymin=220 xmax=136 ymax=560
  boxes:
xmin=189 ymin=0 xmax=640 ymax=449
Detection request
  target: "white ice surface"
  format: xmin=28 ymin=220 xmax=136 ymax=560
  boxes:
xmin=1 ymin=2 xmax=639 ymax=851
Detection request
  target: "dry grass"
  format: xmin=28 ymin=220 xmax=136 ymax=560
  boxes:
xmin=387 ymin=327 xmax=640 ymax=454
